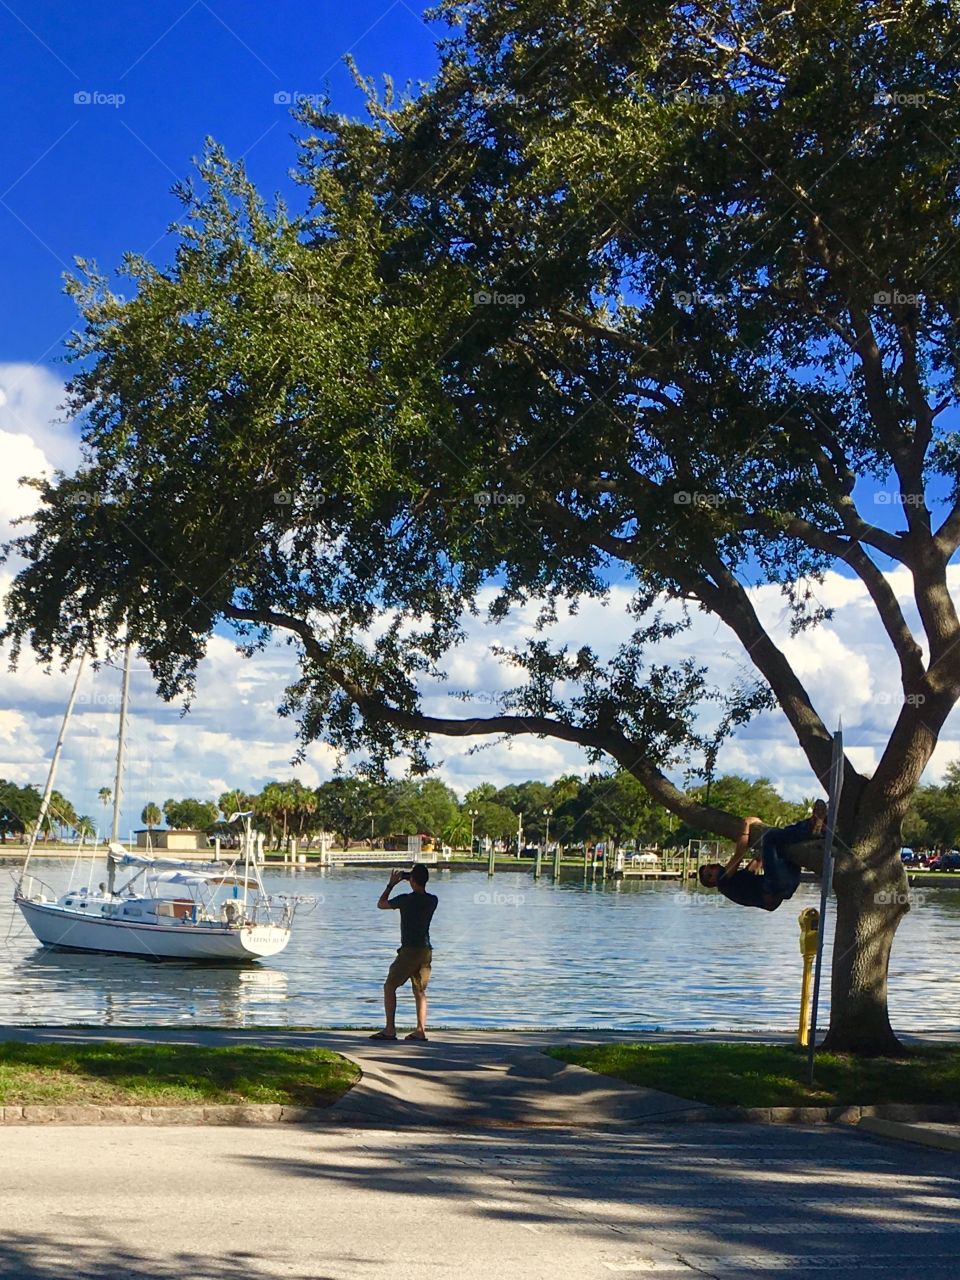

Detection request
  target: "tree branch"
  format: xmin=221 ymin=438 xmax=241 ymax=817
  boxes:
xmin=220 ymin=601 xmax=752 ymax=840
xmin=737 ymin=509 xmax=923 ymax=688
xmin=935 ymin=500 xmax=960 ymax=559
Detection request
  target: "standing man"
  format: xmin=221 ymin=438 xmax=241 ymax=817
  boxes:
xmin=370 ymin=863 xmax=438 ymax=1042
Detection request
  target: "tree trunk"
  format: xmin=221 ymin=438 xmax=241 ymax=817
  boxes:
xmin=820 ymin=825 xmax=909 ymax=1057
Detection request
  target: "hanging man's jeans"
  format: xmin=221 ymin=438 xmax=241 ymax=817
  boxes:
xmin=761 ymin=819 xmax=815 ymax=903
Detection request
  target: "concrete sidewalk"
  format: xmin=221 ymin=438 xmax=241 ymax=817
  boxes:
xmin=0 ymin=1025 xmax=712 ymax=1129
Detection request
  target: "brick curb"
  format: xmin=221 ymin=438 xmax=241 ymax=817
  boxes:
xmin=0 ymin=1104 xmax=331 ymax=1125
xmin=711 ymin=1103 xmax=960 ymax=1126
xmin=2 ymin=1100 xmax=957 ymax=1128
xmin=857 ymin=1116 xmax=960 ymax=1151
xmin=634 ymin=1102 xmax=960 ymax=1127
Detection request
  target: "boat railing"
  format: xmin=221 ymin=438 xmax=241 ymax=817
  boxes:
xmin=15 ymin=873 xmax=60 ymax=904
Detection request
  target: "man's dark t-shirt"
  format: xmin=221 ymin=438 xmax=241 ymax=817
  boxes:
xmin=394 ymin=891 xmax=438 ymax=948
xmin=717 ymin=869 xmax=768 ymax=910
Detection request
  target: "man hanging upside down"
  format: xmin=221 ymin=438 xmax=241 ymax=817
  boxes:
xmin=698 ymin=800 xmax=828 ymax=911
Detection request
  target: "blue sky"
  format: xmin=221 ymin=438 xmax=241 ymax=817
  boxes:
xmin=0 ymin=0 xmax=439 ymax=365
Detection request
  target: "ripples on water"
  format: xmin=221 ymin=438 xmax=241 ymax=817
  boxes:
xmin=1 ymin=863 xmax=957 ymax=1030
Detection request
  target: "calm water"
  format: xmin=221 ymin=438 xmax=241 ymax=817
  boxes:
xmin=1 ymin=864 xmax=958 ymax=1030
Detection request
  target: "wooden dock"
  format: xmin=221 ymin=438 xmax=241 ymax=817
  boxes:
xmin=618 ymin=867 xmax=684 ymax=880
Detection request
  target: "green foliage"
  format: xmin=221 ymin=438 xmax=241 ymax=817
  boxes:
xmin=678 ymin=775 xmax=808 ymax=844
xmin=162 ymin=796 xmax=219 ymax=831
xmin=903 ymin=772 xmax=960 ymax=849
xmin=140 ymin=801 xmax=162 ymax=828
xmin=0 ymin=780 xmax=85 ymax=841
xmin=0 ymin=780 xmax=35 ymax=841
xmin=201 ymin=766 xmax=806 ymax=850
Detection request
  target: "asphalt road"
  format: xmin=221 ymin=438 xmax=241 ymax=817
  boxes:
xmin=2 ymin=1120 xmax=958 ymax=1280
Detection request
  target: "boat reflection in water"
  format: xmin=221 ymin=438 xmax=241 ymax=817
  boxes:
xmin=13 ymin=949 xmax=289 ymax=1027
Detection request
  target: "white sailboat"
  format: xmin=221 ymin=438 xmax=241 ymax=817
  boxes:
xmin=13 ymin=649 xmax=301 ymax=961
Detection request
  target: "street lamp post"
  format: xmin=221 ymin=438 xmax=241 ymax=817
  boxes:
xmin=468 ymin=808 xmax=479 ymax=855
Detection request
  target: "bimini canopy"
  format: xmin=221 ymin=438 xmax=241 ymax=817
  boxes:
xmin=146 ymin=869 xmax=260 ymax=889
xmin=112 ymin=847 xmax=231 ymax=875
xmin=148 ymin=870 xmax=223 ymax=886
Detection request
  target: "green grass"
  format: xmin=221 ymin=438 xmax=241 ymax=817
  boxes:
xmin=546 ymin=1042 xmax=960 ymax=1108
xmin=0 ymin=1041 xmax=360 ymax=1107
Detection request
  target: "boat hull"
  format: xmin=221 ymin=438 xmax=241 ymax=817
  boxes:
xmin=15 ymin=897 xmax=289 ymax=961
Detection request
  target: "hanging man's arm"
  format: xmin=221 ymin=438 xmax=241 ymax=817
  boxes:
xmin=725 ymin=817 xmax=763 ymax=876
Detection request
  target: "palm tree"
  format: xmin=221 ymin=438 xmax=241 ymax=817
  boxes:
xmin=442 ymin=812 xmax=472 ymax=851
xmin=141 ymin=801 xmax=161 ymax=849
xmin=254 ymin=783 xmax=288 ymax=849
xmin=141 ymin=802 xmax=161 ymax=830
xmin=74 ymin=815 xmax=95 ymax=846
xmin=97 ymin=787 xmax=112 ymax=838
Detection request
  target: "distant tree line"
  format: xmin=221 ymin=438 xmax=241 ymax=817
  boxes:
xmin=140 ymin=772 xmax=817 ymax=853
xmin=0 ymin=779 xmax=93 ymax=844
xmin=8 ymin=766 xmax=956 ymax=853
xmin=902 ymin=761 xmax=960 ymax=852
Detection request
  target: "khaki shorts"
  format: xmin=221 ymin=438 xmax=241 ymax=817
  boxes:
xmin=385 ymin=945 xmax=432 ymax=993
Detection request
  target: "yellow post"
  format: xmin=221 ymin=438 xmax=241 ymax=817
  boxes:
xmin=797 ymin=907 xmax=820 ymax=1047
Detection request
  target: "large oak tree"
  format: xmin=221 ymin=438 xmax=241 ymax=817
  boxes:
xmin=5 ymin=0 xmax=960 ymax=1052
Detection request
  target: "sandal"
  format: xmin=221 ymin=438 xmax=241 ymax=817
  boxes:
xmin=369 ymin=1030 xmax=398 ymax=1040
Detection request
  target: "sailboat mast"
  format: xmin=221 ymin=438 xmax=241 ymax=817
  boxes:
xmin=107 ymin=644 xmax=133 ymax=893
xmin=20 ymin=653 xmax=87 ymax=886
xmin=110 ymin=644 xmax=132 ymax=843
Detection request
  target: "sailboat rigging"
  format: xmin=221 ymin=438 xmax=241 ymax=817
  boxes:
xmin=14 ymin=649 xmax=302 ymax=961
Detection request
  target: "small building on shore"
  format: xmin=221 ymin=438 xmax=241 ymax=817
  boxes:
xmin=135 ymin=828 xmax=210 ymax=853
